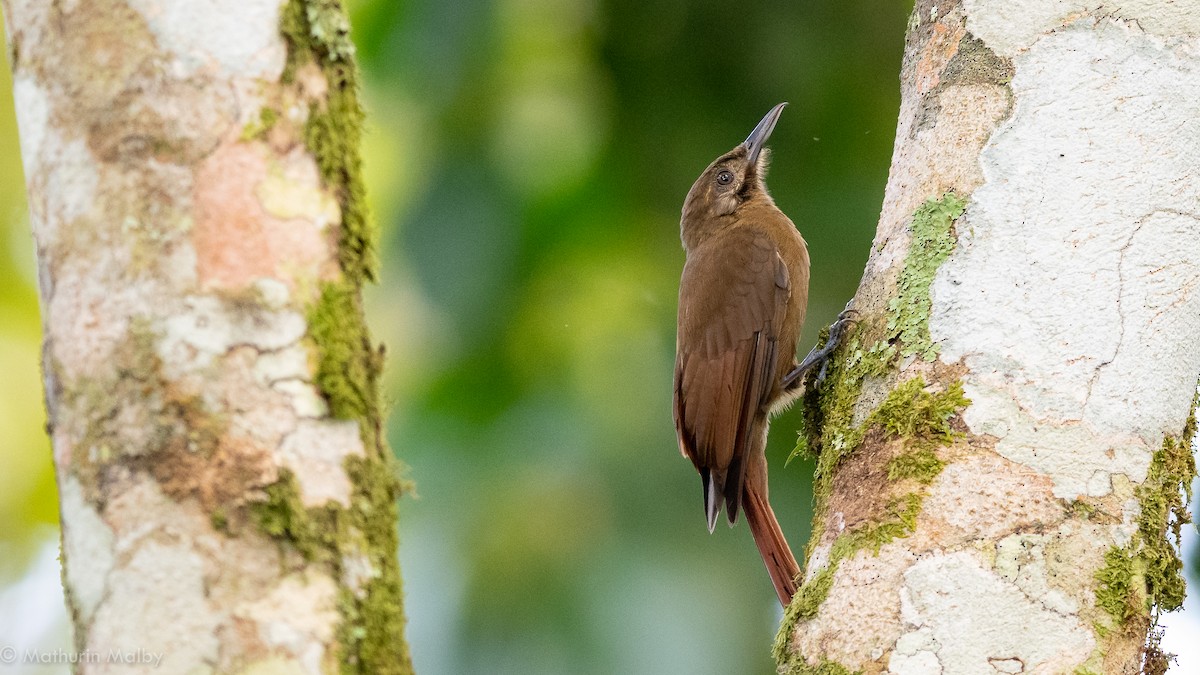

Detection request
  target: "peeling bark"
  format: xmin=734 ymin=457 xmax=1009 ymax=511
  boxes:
xmin=779 ymin=2 xmax=1199 ymax=673
xmin=2 ymin=1 xmax=413 ymax=673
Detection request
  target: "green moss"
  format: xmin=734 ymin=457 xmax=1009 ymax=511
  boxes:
xmin=263 ymin=3 xmax=411 ymax=672
xmin=886 ymin=193 xmax=966 ymax=359
xmin=775 ymin=494 xmax=927 ymax=669
xmin=1069 ymin=499 xmax=1097 ymax=520
xmin=792 ymin=334 xmax=883 ymax=566
xmin=774 ymin=565 xmax=836 ymax=663
xmin=799 ymin=374 xmax=964 ymax=544
xmin=1094 ymin=546 xmax=1143 ymax=623
xmin=789 ymin=192 xmax=970 ymax=542
xmin=793 ymin=336 xmax=894 ymax=469
xmin=253 ymin=460 xmax=411 ymax=675
xmin=780 ymin=191 xmax=971 ymax=671
xmin=782 ymin=369 xmax=969 ymax=662
xmin=836 ymin=493 xmax=924 ymax=558
xmin=781 ymin=372 xmax=968 ymax=668
xmin=306 ymin=85 xmax=374 ymax=284
xmin=253 ymin=471 xmax=303 ymax=538
xmin=776 ymin=565 xmax=858 ymax=672
xmin=253 ymin=469 xmax=340 ymax=562
xmin=281 ymin=0 xmax=375 ymax=284
xmin=241 ymin=107 xmax=279 ymax=142
xmin=1137 ymin=433 xmax=1194 ymax=612
xmin=887 ymin=448 xmax=944 ymax=483
xmin=873 ymin=378 xmax=966 ymax=444
xmin=784 ymin=376 xmax=965 ymax=651
xmin=337 ymin=455 xmax=411 ymax=674
xmin=211 ymin=507 xmax=229 ymax=532
xmin=1093 ymin=403 xmax=1196 ymax=627
xmin=782 ymin=658 xmax=858 ymax=675
xmin=308 ymin=282 xmax=381 ymax=432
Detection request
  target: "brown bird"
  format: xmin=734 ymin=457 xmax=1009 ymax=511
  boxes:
xmin=673 ymin=103 xmax=848 ymax=606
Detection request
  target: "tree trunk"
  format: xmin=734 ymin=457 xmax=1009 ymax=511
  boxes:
xmin=2 ymin=1 xmax=414 ymax=673
xmin=777 ymin=2 xmax=1199 ymax=673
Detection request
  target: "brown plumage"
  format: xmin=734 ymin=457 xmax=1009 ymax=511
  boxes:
xmin=673 ymin=103 xmax=806 ymax=606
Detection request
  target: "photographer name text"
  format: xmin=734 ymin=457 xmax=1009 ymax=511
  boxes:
xmin=0 ymin=646 xmax=162 ymax=668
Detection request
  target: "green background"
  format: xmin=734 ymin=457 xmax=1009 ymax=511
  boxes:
xmin=1 ymin=2 xmax=1196 ymax=674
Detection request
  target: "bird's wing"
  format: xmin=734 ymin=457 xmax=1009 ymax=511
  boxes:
xmin=673 ymin=226 xmax=791 ymax=528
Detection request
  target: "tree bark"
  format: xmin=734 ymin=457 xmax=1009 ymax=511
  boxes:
xmin=777 ymin=1 xmax=1200 ymax=673
xmin=2 ymin=1 xmax=414 ymax=673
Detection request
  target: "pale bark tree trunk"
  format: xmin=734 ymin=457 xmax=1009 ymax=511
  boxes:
xmin=2 ymin=1 xmax=414 ymax=673
xmin=777 ymin=1 xmax=1199 ymax=673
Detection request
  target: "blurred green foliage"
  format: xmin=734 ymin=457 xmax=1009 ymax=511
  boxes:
xmin=0 ymin=19 xmax=58 ymax=581
xmin=5 ymin=2 xmax=1189 ymax=675
xmin=1 ymin=1 xmax=899 ymax=672
xmin=352 ymin=1 xmax=911 ymax=672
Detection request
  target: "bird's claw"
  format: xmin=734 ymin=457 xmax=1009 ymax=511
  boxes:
xmin=783 ymin=301 xmax=858 ymax=390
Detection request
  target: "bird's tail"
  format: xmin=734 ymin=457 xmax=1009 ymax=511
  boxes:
xmin=742 ymin=482 xmax=800 ymax=606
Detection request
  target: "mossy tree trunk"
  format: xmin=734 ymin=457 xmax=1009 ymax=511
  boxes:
xmin=1 ymin=1 xmax=414 ymax=672
xmin=777 ymin=1 xmax=1200 ymax=673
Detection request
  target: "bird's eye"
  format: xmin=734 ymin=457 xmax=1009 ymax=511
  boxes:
xmin=716 ymin=170 xmax=734 ymax=186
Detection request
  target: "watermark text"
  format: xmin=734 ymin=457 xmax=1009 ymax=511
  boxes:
xmin=0 ymin=646 xmax=163 ymax=668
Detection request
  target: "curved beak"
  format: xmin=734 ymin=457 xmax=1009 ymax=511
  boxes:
xmin=743 ymin=102 xmax=787 ymax=166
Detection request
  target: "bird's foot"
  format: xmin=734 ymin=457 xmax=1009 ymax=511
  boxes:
xmin=783 ymin=301 xmax=858 ymax=390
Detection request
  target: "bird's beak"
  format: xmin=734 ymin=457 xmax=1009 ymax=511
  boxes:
xmin=743 ymin=102 xmax=787 ymax=166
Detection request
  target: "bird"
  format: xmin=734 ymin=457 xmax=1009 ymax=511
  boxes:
xmin=673 ymin=102 xmax=849 ymax=606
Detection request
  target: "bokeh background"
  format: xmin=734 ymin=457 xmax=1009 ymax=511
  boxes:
xmin=1 ymin=1 xmax=1197 ymax=674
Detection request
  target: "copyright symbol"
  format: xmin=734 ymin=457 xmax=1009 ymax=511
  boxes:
xmin=0 ymin=645 xmax=16 ymax=664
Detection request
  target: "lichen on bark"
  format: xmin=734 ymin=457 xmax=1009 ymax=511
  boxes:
xmin=779 ymin=189 xmax=972 ymax=670
xmin=779 ymin=2 xmax=1200 ymax=671
xmin=6 ymin=0 xmax=412 ymax=671
xmin=791 ymin=193 xmax=971 ymax=554
xmin=249 ymin=2 xmax=414 ymax=673
xmin=253 ymin=457 xmax=410 ymax=675
xmin=778 ymin=370 xmax=969 ymax=670
xmin=886 ymin=193 xmax=966 ymax=360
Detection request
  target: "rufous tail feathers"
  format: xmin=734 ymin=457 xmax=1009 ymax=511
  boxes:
xmin=742 ymin=483 xmax=800 ymax=606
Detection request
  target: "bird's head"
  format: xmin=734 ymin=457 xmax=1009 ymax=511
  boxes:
xmin=681 ymin=102 xmax=787 ymax=247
